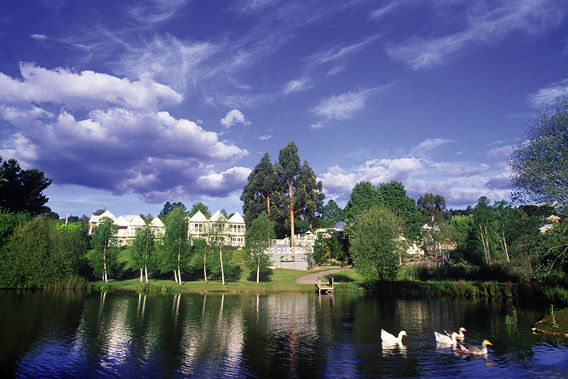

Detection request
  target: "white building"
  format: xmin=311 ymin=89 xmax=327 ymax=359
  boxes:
xmin=89 ymin=210 xmax=245 ymax=247
xmin=88 ymin=211 xmax=165 ymax=246
xmin=188 ymin=211 xmax=246 ymax=247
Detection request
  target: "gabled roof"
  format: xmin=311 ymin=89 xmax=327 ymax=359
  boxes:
xmin=128 ymin=215 xmax=146 ymax=227
xmin=150 ymin=217 xmax=165 ymax=227
xmin=210 ymin=211 xmax=227 ymax=222
xmin=89 ymin=210 xmax=116 ymax=223
xmin=189 ymin=210 xmax=208 ymax=222
xmin=228 ymin=212 xmax=244 ymax=224
xmin=115 ymin=216 xmax=129 ymax=227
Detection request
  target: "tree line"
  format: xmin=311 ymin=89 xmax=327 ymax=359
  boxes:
xmin=2 ymin=95 xmax=568 ymax=288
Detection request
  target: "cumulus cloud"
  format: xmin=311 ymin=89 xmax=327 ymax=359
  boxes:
xmin=321 ymin=157 xmax=422 ymax=201
xmin=0 ymin=65 xmax=250 ymax=203
xmin=220 ymin=109 xmax=251 ymax=128
xmin=321 ymin=147 xmax=512 ymax=209
xmin=0 ymin=63 xmax=182 ymax=111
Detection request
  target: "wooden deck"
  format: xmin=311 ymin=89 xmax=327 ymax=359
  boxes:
xmin=316 ymin=276 xmax=334 ymax=294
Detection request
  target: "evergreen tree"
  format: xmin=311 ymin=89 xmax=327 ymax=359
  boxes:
xmin=0 ymin=157 xmax=52 ymax=216
xmin=240 ymin=152 xmax=282 ymax=227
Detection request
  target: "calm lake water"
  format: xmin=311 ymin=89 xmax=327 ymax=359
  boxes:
xmin=0 ymin=289 xmax=567 ymax=378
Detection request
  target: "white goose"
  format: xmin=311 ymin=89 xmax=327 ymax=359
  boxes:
xmin=381 ymin=329 xmax=407 ymax=343
xmin=457 ymin=340 xmax=493 ymax=355
xmin=444 ymin=327 xmax=467 ymax=340
xmin=434 ymin=331 xmax=458 ymax=345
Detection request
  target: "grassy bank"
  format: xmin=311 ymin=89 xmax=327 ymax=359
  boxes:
xmin=533 ymin=306 xmax=568 ymax=336
xmin=90 ymin=265 xmax=354 ymax=293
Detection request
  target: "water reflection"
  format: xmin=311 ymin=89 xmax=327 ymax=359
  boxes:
xmin=0 ymin=290 xmax=566 ymax=378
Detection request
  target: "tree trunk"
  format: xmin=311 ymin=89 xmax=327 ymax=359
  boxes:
xmin=174 ymin=270 xmax=178 ymax=284
xmin=177 ymin=236 xmax=182 ymax=284
xmin=220 ymin=246 xmax=225 ymax=285
xmin=267 ymin=193 xmax=271 ymax=216
xmin=502 ymin=231 xmax=510 ymax=263
xmin=257 ymin=255 xmax=260 ymax=283
xmin=140 ymin=267 xmax=144 ymax=282
xmin=203 ymin=250 xmax=208 ymax=283
xmin=103 ymin=244 xmax=108 ymax=283
xmin=144 ymin=265 xmax=148 ymax=283
xmin=484 ymin=226 xmax=491 ymax=264
xmin=289 ymin=181 xmax=295 ymax=249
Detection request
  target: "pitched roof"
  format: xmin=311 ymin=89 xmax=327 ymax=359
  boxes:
xmin=189 ymin=210 xmax=208 ymax=222
xmin=210 ymin=211 xmax=227 ymax=222
xmin=89 ymin=210 xmax=116 ymax=223
xmin=228 ymin=212 xmax=244 ymax=224
xmin=150 ymin=217 xmax=165 ymax=227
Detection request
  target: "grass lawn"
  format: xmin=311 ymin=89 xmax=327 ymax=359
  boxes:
xmin=93 ymin=261 xmax=359 ymax=293
xmin=91 ymin=248 xmax=362 ymax=293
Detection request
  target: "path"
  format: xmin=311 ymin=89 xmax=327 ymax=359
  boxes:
xmin=295 ymin=267 xmax=353 ymax=285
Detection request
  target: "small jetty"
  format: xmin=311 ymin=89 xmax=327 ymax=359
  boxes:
xmin=316 ymin=276 xmax=334 ymax=294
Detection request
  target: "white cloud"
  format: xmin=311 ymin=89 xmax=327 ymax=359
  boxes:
xmin=411 ymin=138 xmax=452 ymax=155
xmin=487 ymin=145 xmax=513 ymax=158
xmin=368 ymin=2 xmax=399 ymax=20
xmin=309 ymin=35 xmax=379 ymax=64
xmin=0 ymin=63 xmax=182 ymax=111
xmin=30 ymin=34 xmax=47 ymax=41
xmin=321 ymin=153 xmax=512 ymax=209
xmin=527 ymin=79 xmax=568 ymax=108
xmin=220 ymin=109 xmax=251 ymax=128
xmin=312 ymin=88 xmax=371 ymax=121
xmin=0 ymin=66 xmax=249 ymax=204
xmin=283 ymin=78 xmax=313 ymax=95
xmin=386 ymin=1 xmax=567 ymax=70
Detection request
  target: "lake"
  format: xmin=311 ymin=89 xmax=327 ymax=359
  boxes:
xmin=0 ymin=289 xmax=566 ymax=378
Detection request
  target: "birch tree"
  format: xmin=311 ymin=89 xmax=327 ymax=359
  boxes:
xmin=245 ymin=212 xmax=275 ymax=283
xmin=162 ymin=207 xmax=189 ymax=284
xmin=131 ymin=215 xmax=155 ymax=283
xmin=89 ymin=217 xmax=118 ymax=283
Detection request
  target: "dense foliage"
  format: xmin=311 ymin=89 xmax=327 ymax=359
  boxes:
xmin=241 ymin=141 xmax=325 ymax=241
xmin=0 ymin=157 xmax=52 ymax=216
xmin=348 ymin=205 xmax=402 ymax=281
xmin=245 ymin=212 xmax=276 ymax=282
xmin=510 ymin=95 xmax=568 ymax=208
xmin=0 ymin=216 xmax=88 ymax=288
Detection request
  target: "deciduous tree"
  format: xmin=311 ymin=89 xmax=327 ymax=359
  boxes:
xmin=89 ymin=217 xmax=119 ymax=283
xmin=344 ymin=181 xmax=380 ymax=223
xmin=245 ymin=212 xmax=275 ymax=283
xmin=349 ymin=204 xmax=402 ymax=282
xmin=131 ymin=215 xmax=156 ymax=283
xmin=417 ymin=193 xmax=446 ymax=226
xmin=162 ymin=207 xmax=190 ymax=284
xmin=510 ymin=95 xmax=568 ymax=208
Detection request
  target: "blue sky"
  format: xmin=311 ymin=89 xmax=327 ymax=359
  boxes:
xmin=1 ymin=0 xmax=568 ymax=218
